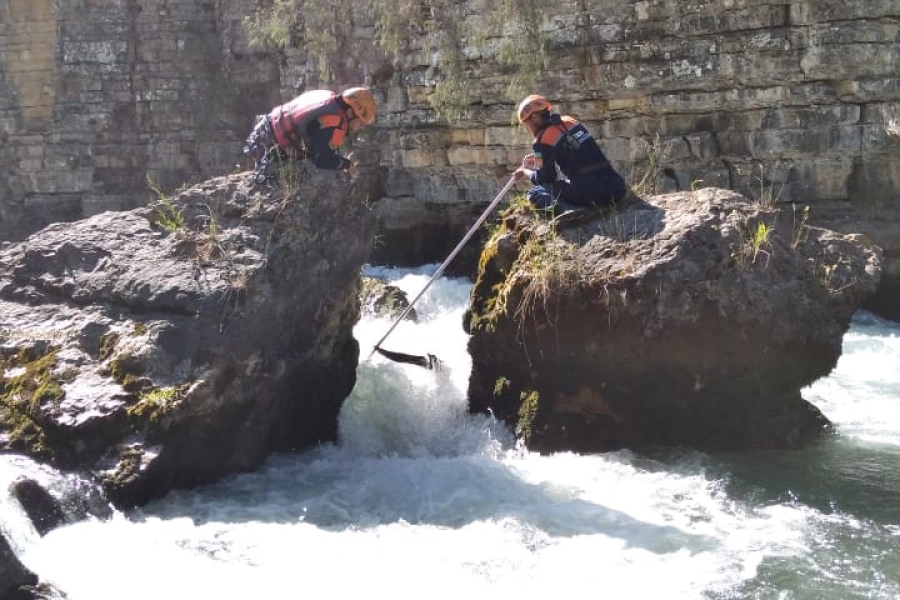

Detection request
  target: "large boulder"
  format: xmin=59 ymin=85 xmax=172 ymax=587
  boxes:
xmin=465 ymin=188 xmax=882 ymax=452
xmin=0 ymin=166 xmax=376 ymax=508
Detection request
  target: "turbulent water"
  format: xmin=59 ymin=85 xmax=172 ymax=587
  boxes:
xmin=2 ymin=265 xmax=899 ymax=599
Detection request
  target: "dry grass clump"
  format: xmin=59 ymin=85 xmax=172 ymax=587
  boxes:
xmin=483 ymin=199 xmax=586 ymax=331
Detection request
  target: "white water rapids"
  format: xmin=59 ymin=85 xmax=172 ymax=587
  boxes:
xmin=2 ymin=265 xmax=898 ymax=599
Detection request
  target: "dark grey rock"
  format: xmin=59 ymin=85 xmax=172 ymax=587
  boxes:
xmin=465 ymin=188 xmax=882 ymax=452
xmin=0 ymin=532 xmax=37 ymax=599
xmin=9 ymin=479 xmax=67 ymax=536
xmin=360 ymin=276 xmax=417 ymax=322
xmin=0 ymin=167 xmax=376 ymax=508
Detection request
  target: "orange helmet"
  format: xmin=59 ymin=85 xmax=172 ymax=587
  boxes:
xmin=517 ymin=94 xmax=552 ymax=123
xmin=341 ymin=87 xmax=377 ymax=125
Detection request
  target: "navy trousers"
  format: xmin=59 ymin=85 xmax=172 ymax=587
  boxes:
xmin=526 ymin=170 xmax=627 ymax=210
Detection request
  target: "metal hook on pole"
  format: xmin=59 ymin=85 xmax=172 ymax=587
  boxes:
xmin=367 ymin=175 xmax=518 ymax=367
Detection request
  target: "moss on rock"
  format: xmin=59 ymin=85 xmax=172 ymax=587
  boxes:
xmin=515 ymin=390 xmax=540 ymax=444
xmin=127 ymin=385 xmax=187 ymax=424
xmin=98 ymin=332 xmax=120 ymax=361
xmin=0 ymin=346 xmax=64 ymax=459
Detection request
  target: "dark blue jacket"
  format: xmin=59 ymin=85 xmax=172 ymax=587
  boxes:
xmin=530 ymin=114 xmax=611 ymax=186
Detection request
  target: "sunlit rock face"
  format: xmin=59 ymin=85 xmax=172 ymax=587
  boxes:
xmin=1 ymin=1 xmax=898 ymax=316
xmin=465 ymin=188 xmax=882 ymax=453
xmin=0 ymin=167 xmax=375 ymax=508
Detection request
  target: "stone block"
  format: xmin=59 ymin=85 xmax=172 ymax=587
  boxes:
xmin=716 ymin=51 xmax=805 ymax=87
xmin=372 ymin=196 xmax=428 ymax=230
xmin=658 ymin=136 xmax=693 ymax=162
xmin=406 ymin=86 xmax=432 ymax=105
xmin=841 ymin=78 xmax=900 ymax=103
xmin=791 ymin=0 xmax=900 ymax=25
xmin=751 ymin=125 xmax=861 ymax=158
xmin=483 ymin=126 xmax=517 ymax=146
xmin=565 ymin=99 xmax=611 ymax=118
xmin=411 ymin=172 xmax=466 ymax=205
xmin=447 ymin=146 xmax=477 ymax=166
xmin=848 ymin=154 xmax=900 ymax=206
xmin=659 ymin=113 xmax=719 ymax=136
xmin=760 ymin=105 xmax=860 ymax=130
xmin=682 ymin=132 xmax=719 ymax=161
xmin=31 ymin=169 xmax=93 ymax=194
xmin=716 ymin=130 xmax=753 ymax=156
xmin=450 ymin=129 xmax=485 ymax=145
xmin=384 ymin=168 xmax=416 ymax=197
xmin=400 ymin=149 xmax=435 ymax=168
xmin=607 ymin=96 xmax=648 ymax=113
xmin=18 ymin=158 xmax=43 ymax=170
xmin=801 ymin=44 xmax=896 ymax=80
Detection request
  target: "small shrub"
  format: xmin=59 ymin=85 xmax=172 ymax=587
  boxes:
xmin=791 ymin=204 xmax=810 ymax=250
xmin=626 ymin=134 xmax=664 ymax=198
xmin=493 ymin=376 xmax=510 ymax=398
xmin=734 ymin=219 xmax=774 ymax=269
xmin=147 ymin=176 xmax=185 ymax=233
xmin=128 ymin=386 xmax=186 ymax=423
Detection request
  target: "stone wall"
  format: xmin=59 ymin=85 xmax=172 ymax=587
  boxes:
xmin=368 ymin=1 xmax=900 ymax=251
xmin=0 ymin=0 xmax=279 ymax=238
xmin=1 ymin=0 xmax=898 ymax=312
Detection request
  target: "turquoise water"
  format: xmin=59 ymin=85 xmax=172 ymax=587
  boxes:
xmin=2 ymin=268 xmax=898 ymax=599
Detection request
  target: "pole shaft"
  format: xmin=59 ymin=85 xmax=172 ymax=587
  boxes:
xmin=367 ymin=175 xmax=517 ymax=359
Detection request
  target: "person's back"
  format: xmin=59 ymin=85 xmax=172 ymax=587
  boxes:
xmin=244 ymin=87 xmax=377 ymax=182
xmin=513 ymin=94 xmax=626 ymax=211
xmin=268 ymin=90 xmax=341 ymax=153
xmin=533 ymin=113 xmax=613 ymax=183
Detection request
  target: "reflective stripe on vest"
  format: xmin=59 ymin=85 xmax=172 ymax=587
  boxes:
xmin=534 ymin=116 xmax=580 ymax=147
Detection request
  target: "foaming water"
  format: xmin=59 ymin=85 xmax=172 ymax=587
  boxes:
xmin=347 ymin=266 xmax=508 ymax=458
xmin=6 ymin=267 xmax=900 ymax=599
xmin=805 ymin=312 xmax=900 ymax=446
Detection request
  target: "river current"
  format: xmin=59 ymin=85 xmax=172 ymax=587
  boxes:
xmin=2 ymin=265 xmax=898 ymax=599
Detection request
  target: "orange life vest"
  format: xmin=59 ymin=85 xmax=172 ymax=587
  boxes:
xmin=268 ymin=90 xmax=347 ymax=151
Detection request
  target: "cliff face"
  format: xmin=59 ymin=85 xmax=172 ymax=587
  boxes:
xmin=1 ymin=0 xmax=898 ymax=314
xmin=0 ymin=0 xmax=275 ymax=236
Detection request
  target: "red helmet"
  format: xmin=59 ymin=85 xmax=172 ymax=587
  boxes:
xmin=517 ymin=94 xmax=552 ymax=123
xmin=341 ymin=87 xmax=377 ymax=125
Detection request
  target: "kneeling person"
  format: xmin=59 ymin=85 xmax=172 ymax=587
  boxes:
xmin=513 ymin=94 xmax=626 ymax=211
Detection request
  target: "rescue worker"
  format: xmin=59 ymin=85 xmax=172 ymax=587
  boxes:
xmin=243 ymin=87 xmax=377 ymax=182
xmin=512 ymin=94 xmax=627 ymax=211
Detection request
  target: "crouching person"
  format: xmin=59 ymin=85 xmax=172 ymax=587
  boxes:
xmin=244 ymin=87 xmax=377 ymax=183
xmin=512 ymin=94 xmax=627 ymax=212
